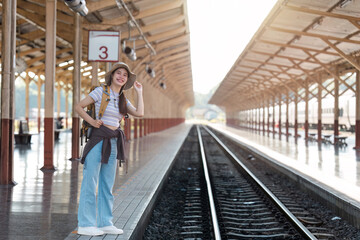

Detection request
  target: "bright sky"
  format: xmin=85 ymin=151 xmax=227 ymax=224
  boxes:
xmin=187 ymin=0 xmax=278 ymax=94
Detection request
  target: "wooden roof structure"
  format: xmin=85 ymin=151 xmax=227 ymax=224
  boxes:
xmin=209 ymin=0 xmax=360 ymax=111
xmin=1 ymin=0 xmax=193 ymax=108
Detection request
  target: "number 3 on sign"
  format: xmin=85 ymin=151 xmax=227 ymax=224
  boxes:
xmin=99 ymin=46 xmax=108 ymax=60
xmin=88 ymin=30 xmax=120 ymax=62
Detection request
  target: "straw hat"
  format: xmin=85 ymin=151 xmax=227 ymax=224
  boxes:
xmin=104 ymin=62 xmax=136 ymax=90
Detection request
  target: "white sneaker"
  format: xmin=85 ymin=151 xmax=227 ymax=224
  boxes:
xmin=99 ymin=225 xmax=124 ymax=235
xmin=77 ymin=227 xmax=104 ymax=236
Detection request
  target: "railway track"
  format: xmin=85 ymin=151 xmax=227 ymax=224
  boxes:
xmin=144 ymin=125 xmax=340 ymax=239
xmin=198 ymin=125 xmax=322 ymax=239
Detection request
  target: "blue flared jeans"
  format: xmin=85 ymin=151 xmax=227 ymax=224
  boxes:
xmin=78 ymin=138 xmax=117 ymax=228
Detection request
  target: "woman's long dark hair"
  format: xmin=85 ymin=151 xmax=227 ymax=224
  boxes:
xmin=119 ymin=86 xmax=127 ymax=115
xmin=106 ymin=69 xmax=128 ymax=115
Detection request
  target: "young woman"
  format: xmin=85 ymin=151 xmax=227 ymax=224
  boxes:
xmin=75 ymin=62 xmax=144 ymax=236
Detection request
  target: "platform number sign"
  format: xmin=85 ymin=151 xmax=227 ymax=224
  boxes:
xmin=88 ymin=30 xmax=120 ymax=62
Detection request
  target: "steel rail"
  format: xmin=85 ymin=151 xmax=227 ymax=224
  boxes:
xmin=202 ymin=125 xmax=318 ymax=240
xmin=196 ymin=125 xmax=221 ymax=240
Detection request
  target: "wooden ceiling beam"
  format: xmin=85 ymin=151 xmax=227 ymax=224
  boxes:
xmin=268 ymin=26 xmax=360 ymax=45
xmin=156 ymin=45 xmax=189 ymax=61
xmin=348 ymin=19 xmax=360 ymax=30
xmin=16 ymin=8 xmax=73 ymax=44
xmin=250 ymin=50 xmax=318 ymax=64
xmin=18 ymin=29 xmax=44 ymax=43
xmin=164 ymin=64 xmax=191 ymax=73
xmin=162 ymin=56 xmax=190 ymax=69
xmin=288 ymin=59 xmax=334 ymax=97
xmin=155 ymin=33 xmax=190 ymax=50
xmin=165 ymin=71 xmax=190 ymax=81
xmin=144 ymin=26 xmax=186 ymax=44
xmin=87 ymin=0 xmax=128 ymax=12
xmin=142 ymin=15 xmax=185 ymax=33
xmin=129 ymin=36 xmax=188 ymax=63
xmin=244 ymin=58 xmax=305 ymax=75
xmin=28 ymin=55 xmax=74 ymax=72
xmin=304 ymin=50 xmax=355 ymax=93
xmin=233 ymin=67 xmax=303 ymax=100
xmin=26 ymin=48 xmax=72 ymax=66
xmin=17 ymin=0 xmax=73 ymax=24
xmin=268 ymin=71 xmax=311 ymax=100
xmin=19 ymin=47 xmax=45 ymax=57
xmin=101 ymin=0 xmax=183 ymax=26
xmin=321 ymin=37 xmax=360 ymax=72
xmin=258 ymin=39 xmax=339 ymax=57
xmin=283 ymin=5 xmax=360 ymax=22
xmin=23 ymin=0 xmax=74 ymax=17
xmin=165 ymin=62 xmax=191 ymax=72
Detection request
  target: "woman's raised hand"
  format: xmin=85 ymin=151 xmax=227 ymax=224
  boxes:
xmin=133 ymin=81 xmax=143 ymax=93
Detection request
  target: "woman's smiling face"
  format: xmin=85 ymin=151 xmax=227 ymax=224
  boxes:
xmin=112 ymin=67 xmax=128 ymax=87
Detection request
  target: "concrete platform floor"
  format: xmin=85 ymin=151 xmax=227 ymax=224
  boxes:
xmin=0 ymin=124 xmax=192 ymax=240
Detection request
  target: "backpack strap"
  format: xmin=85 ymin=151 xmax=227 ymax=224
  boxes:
xmin=98 ymin=84 xmax=110 ymax=119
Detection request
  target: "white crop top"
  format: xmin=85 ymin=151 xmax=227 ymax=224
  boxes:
xmin=89 ymin=86 xmax=134 ymax=127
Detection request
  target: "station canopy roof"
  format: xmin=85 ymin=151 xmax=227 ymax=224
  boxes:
xmin=209 ymin=0 xmax=360 ymax=112
xmin=3 ymin=0 xmax=193 ymax=107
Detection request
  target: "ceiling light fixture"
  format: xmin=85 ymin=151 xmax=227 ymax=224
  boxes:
xmin=159 ymin=82 xmax=166 ymax=89
xmin=64 ymin=0 xmax=88 ymax=16
xmin=122 ymin=21 xmax=137 ymax=61
xmin=145 ymin=64 xmax=155 ymax=78
xmin=115 ymin=0 xmax=156 ymax=55
xmin=293 ymin=35 xmax=300 ymax=43
xmin=312 ymin=18 xmax=323 ymax=29
xmin=123 ymin=41 xmax=137 ymax=61
xmin=159 ymin=76 xmax=166 ymax=89
xmin=339 ymin=0 xmax=353 ymax=8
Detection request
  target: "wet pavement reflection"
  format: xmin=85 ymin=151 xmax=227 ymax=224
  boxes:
xmin=0 ymin=131 xmax=80 ymax=240
xmin=0 ymin=131 xmax=142 ymax=240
